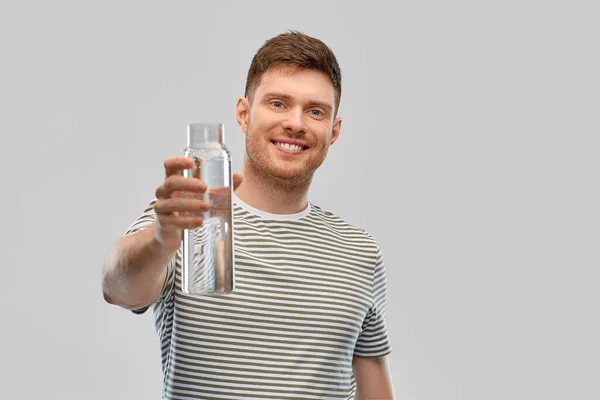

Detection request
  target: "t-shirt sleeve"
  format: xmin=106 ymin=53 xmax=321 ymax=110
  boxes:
xmin=353 ymin=243 xmax=392 ymax=358
xmin=123 ymin=199 xmax=177 ymax=315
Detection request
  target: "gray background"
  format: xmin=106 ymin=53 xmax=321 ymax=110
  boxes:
xmin=1 ymin=1 xmax=598 ymax=399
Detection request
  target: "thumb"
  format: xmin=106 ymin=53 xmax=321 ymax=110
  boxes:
xmin=233 ymin=172 xmax=243 ymax=190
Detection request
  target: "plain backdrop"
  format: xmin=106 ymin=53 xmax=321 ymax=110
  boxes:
xmin=1 ymin=1 xmax=598 ymax=399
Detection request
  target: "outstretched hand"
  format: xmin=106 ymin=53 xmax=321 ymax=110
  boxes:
xmin=152 ymin=156 xmax=243 ymax=252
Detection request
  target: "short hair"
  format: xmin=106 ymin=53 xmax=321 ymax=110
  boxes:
xmin=244 ymin=30 xmax=342 ymax=114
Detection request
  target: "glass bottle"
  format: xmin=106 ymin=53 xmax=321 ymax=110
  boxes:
xmin=181 ymin=122 xmax=235 ymax=295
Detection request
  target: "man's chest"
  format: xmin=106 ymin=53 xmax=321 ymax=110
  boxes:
xmin=172 ymin=231 xmax=374 ymax=348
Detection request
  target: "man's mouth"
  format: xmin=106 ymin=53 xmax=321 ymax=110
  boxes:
xmin=271 ymin=140 xmax=309 ymax=152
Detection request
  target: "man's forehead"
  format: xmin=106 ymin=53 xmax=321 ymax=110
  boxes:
xmin=255 ymin=66 xmax=335 ymax=103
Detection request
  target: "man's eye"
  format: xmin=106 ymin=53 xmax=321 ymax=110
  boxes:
xmin=311 ymin=110 xmax=323 ymax=116
xmin=272 ymin=102 xmax=284 ymax=108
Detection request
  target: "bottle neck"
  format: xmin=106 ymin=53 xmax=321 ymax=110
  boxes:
xmin=187 ymin=123 xmax=225 ymax=148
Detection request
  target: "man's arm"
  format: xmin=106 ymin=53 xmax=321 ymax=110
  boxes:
xmin=101 ymin=156 xmax=242 ymax=311
xmin=101 ymin=222 xmax=174 ymax=311
xmin=353 ymin=355 xmax=394 ymax=400
xmin=101 ymin=156 xmax=206 ymax=311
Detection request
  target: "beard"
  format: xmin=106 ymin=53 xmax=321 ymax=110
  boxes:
xmin=244 ymin=121 xmax=330 ymax=190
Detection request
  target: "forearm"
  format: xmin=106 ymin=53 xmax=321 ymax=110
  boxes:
xmin=354 ymin=382 xmax=394 ymax=400
xmin=102 ymin=223 xmax=176 ymax=310
xmin=353 ymin=356 xmax=395 ymax=400
xmin=354 ymin=388 xmax=394 ymax=400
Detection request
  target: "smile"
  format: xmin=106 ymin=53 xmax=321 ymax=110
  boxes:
xmin=271 ymin=140 xmax=308 ymax=153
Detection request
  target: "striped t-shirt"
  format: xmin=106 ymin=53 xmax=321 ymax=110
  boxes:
xmin=125 ymin=194 xmax=392 ymax=400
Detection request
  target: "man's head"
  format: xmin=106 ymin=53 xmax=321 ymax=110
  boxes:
xmin=244 ymin=30 xmax=342 ymax=116
xmin=236 ymin=31 xmax=343 ymax=189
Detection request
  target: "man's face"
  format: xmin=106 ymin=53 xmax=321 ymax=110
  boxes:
xmin=236 ymin=65 xmax=341 ymax=188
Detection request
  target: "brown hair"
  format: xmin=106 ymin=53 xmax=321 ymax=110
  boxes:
xmin=244 ymin=30 xmax=342 ymax=114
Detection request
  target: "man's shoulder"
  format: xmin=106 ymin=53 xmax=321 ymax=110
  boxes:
xmin=308 ymin=202 xmax=379 ymax=248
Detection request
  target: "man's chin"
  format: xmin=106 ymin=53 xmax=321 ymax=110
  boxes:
xmin=267 ymin=168 xmax=314 ymax=187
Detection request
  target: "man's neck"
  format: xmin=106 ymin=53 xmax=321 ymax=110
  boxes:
xmin=234 ymin=164 xmax=311 ymax=215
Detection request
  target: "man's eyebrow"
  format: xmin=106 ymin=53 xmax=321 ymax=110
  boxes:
xmin=262 ymin=92 xmax=333 ymax=112
xmin=262 ymin=91 xmax=292 ymax=100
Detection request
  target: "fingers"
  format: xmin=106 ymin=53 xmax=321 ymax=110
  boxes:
xmin=164 ymin=156 xmax=195 ymax=177
xmin=153 ymin=197 xmax=210 ymax=215
xmin=204 ymin=172 xmax=242 ymax=210
xmin=156 ymin=174 xmax=207 ymax=199
xmin=153 ymin=196 xmax=208 ymax=232
xmin=159 ymin=157 xmax=242 ymax=213
xmin=156 ymin=214 xmax=205 ymax=230
xmin=233 ymin=172 xmax=243 ymax=190
xmin=152 ymin=157 xmax=209 ymax=240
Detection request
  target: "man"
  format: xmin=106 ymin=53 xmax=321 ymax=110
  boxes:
xmin=102 ymin=30 xmax=394 ymax=400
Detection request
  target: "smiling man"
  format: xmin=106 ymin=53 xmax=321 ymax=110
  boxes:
xmin=102 ymin=31 xmax=394 ymax=400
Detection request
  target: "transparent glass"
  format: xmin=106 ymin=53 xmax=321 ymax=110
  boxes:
xmin=181 ymin=122 xmax=235 ymax=295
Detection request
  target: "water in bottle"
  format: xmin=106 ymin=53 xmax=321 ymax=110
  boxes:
xmin=181 ymin=122 xmax=235 ymax=295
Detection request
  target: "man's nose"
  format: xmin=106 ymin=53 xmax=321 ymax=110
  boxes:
xmin=281 ymin=108 xmax=307 ymax=134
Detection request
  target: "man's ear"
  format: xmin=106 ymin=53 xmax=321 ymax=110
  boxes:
xmin=329 ymin=116 xmax=342 ymax=145
xmin=236 ymin=96 xmax=251 ymax=134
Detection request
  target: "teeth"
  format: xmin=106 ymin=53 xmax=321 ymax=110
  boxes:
xmin=275 ymin=142 xmax=303 ymax=151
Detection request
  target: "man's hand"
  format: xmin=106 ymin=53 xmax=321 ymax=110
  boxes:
xmin=153 ymin=156 xmax=243 ymax=253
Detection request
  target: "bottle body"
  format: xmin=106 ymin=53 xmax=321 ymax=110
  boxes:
xmin=181 ymin=123 xmax=235 ymax=295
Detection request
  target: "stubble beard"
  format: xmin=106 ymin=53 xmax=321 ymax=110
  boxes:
xmin=244 ymin=124 xmax=328 ymax=192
